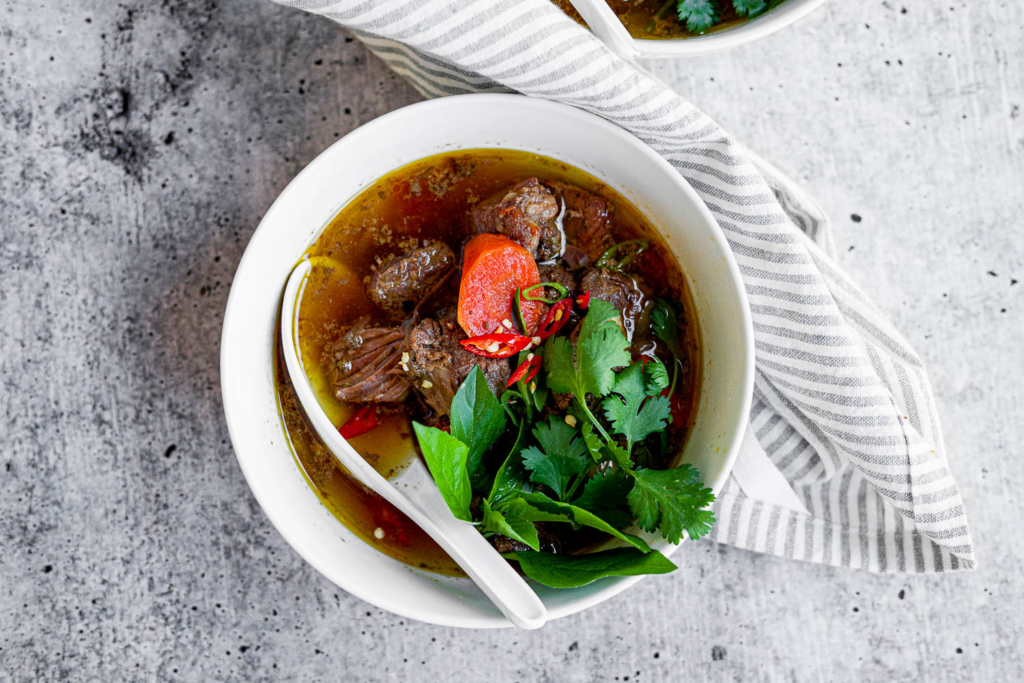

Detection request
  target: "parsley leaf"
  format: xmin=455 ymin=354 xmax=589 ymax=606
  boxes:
xmin=572 ymin=468 xmax=634 ymax=528
xmin=733 ymin=0 xmax=768 ymax=17
xmin=602 ymin=361 xmax=672 ymax=453
xmin=520 ymin=491 xmax=650 ymax=553
xmin=412 ymin=422 xmax=473 ymax=522
xmin=627 ymin=464 xmax=716 ymax=543
xmin=505 ymin=548 xmax=677 ymax=588
xmin=677 ymin=0 xmax=719 ymax=33
xmin=450 ymin=366 xmax=507 ymax=492
xmin=480 ymin=498 xmax=540 ymax=550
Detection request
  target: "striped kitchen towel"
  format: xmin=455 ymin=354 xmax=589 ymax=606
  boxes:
xmin=273 ymin=0 xmax=975 ymax=572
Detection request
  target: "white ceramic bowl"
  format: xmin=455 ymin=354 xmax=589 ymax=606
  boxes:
xmin=632 ymin=0 xmax=827 ymax=58
xmin=221 ymin=94 xmax=754 ymax=628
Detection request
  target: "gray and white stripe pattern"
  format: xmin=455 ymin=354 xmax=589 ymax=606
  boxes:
xmin=275 ymin=0 xmax=975 ymax=572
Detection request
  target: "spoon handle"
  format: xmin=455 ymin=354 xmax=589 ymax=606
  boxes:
xmin=567 ymin=0 xmax=641 ymax=60
xmin=281 ymin=260 xmax=548 ymax=630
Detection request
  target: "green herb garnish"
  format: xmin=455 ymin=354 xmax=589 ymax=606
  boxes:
xmin=652 ymin=0 xmax=780 ymax=34
xmin=412 ymin=298 xmax=715 ymax=587
xmin=503 ymin=548 xmax=678 ymax=589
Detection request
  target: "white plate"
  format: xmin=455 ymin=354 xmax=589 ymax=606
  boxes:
xmin=221 ymin=94 xmax=754 ymax=628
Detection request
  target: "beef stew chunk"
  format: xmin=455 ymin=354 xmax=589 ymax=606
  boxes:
xmin=329 ymin=319 xmax=411 ymax=403
xmin=578 ymin=268 xmax=652 ymax=340
xmin=550 ymin=182 xmax=615 ymax=263
xmin=407 ymin=314 xmax=510 ymax=416
xmin=368 ymin=241 xmax=455 ymax=313
xmin=471 ymin=178 xmax=562 ymax=261
xmin=536 ymin=263 xmax=577 ymax=300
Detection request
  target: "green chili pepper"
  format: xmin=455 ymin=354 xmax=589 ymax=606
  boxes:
xmin=595 ymin=239 xmax=650 ymax=271
xmin=520 ymin=281 xmax=570 ymax=305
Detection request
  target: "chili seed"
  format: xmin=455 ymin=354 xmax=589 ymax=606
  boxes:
xmin=565 ymin=415 xmax=577 ymax=427
xmin=486 ymin=342 xmax=501 ymax=353
xmin=421 ymin=380 xmax=434 ymax=389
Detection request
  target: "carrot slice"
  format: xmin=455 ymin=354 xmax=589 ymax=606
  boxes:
xmin=457 ymin=234 xmax=544 ymax=337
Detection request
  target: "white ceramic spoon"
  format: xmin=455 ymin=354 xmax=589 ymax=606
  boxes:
xmin=568 ymin=0 xmax=640 ymax=60
xmin=280 ymin=259 xmax=548 ymax=630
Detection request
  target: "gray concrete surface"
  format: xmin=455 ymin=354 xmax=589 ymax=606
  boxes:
xmin=1 ymin=0 xmax=1022 ymax=680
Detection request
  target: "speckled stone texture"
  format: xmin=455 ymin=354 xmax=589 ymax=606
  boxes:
xmin=1 ymin=0 xmax=1021 ymax=680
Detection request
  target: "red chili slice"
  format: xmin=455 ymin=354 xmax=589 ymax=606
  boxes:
xmin=339 ymin=405 xmax=382 ymax=439
xmin=576 ymin=290 xmax=591 ymax=309
xmin=459 ymin=333 xmax=533 ymax=359
xmin=507 ymin=354 xmax=543 ymax=388
xmin=533 ymin=298 xmax=573 ymax=340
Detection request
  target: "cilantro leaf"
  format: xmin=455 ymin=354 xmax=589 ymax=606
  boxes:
xmin=578 ymin=299 xmax=631 ymax=396
xmin=412 ymin=422 xmax=473 ymax=522
xmin=544 ymin=299 xmax=631 ymax=401
xmin=627 ymin=464 xmax=716 ymax=543
xmin=733 ymin=0 xmax=768 ymax=17
xmin=580 ymin=422 xmax=604 ymax=462
xmin=644 ymin=358 xmax=670 ymax=393
xmin=505 ymin=548 xmax=677 ymax=588
xmin=543 ymin=335 xmax=577 ymax=395
xmin=534 ymin=415 xmax=588 ymax=463
xmin=480 ymin=498 xmax=540 ymax=550
xmin=450 ymin=366 xmax=507 ymax=492
xmin=651 ymin=298 xmax=685 ymax=359
xmin=520 ymin=491 xmax=650 ymax=553
xmin=521 ymin=442 xmax=587 ymax=502
xmin=572 ymin=468 xmax=634 ymax=528
xmin=602 ymin=362 xmax=672 ymax=453
xmin=677 ymin=0 xmax=719 ymax=33
xmin=581 ymin=421 xmax=632 ymax=468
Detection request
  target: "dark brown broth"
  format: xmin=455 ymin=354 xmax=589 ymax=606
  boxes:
xmin=274 ymin=149 xmax=701 ymax=575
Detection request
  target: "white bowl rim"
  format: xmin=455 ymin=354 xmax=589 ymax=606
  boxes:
xmin=221 ymin=93 xmax=755 ymax=628
xmin=629 ymin=0 xmax=827 ymax=57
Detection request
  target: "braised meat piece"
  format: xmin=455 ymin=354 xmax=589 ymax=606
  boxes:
xmin=407 ymin=313 xmax=510 ymax=416
xmin=549 ymin=182 xmax=615 ymax=263
xmin=471 ymin=178 xmax=562 ymax=261
xmin=537 ymin=263 xmax=577 ymax=300
xmin=368 ymin=241 xmax=455 ymax=313
xmin=329 ymin=319 xmax=411 ymax=403
xmin=489 ymin=529 xmax=562 ymax=554
xmin=577 ymin=268 xmax=652 ymax=340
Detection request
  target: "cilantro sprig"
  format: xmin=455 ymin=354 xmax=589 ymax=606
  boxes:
xmin=651 ymin=0 xmax=782 ymax=34
xmin=412 ymin=298 xmax=715 ymax=588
